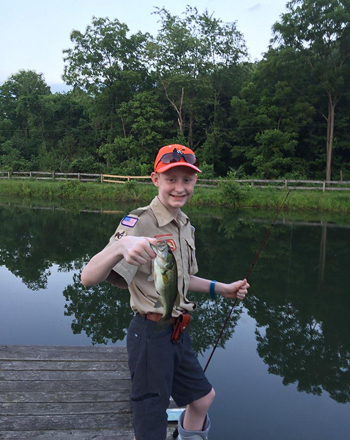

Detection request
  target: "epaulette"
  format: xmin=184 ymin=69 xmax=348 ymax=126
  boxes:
xmin=129 ymin=206 xmax=148 ymax=217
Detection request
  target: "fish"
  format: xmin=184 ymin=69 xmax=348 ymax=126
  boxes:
xmin=148 ymin=240 xmax=180 ymax=332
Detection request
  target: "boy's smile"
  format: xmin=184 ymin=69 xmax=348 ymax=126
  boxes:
xmin=151 ymin=167 xmax=197 ymax=217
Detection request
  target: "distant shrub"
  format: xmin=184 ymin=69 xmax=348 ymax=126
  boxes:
xmin=198 ymin=162 xmax=215 ymax=179
xmin=70 ymin=157 xmax=105 ymax=174
xmin=219 ymin=171 xmax=248 ymax=206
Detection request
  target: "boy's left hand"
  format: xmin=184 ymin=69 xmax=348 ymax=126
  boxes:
xmin=218 ymin=279 xmax=250 ymax=300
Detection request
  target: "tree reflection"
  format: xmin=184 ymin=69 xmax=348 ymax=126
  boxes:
xmin=63 ymin=273 xmax=133 ymax=344
xmin=250 ymin=297 xmax=350 ymax=403
xmin=185 ymin=294 xmax=241 ymax=355
xmin=0 ymin=203 xmax=123 ymax=289
xmin=244 ymin=222 xmax=350 ymax=404
xmin=62 ymin=273 xmax=241 ymax=352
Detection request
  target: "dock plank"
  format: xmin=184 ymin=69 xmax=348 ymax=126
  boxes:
xmin=1 ymin=379 xmax=131 ymax=393
xmin=0 ymin=401 xmax=131 ymax=415
xmin=1 ymin=369 xmax=130 ymax=381
xmin=0 ymin=361 xmax=129 ymax=371
xmin=0 ymin=345 xmax=127 ymax=362
xmin=0 ymin=390 xmax=130 ymax=403
xmin=0 ymin=345 xmax=133 ymax=439
xmin=0 ymin=413 xmax=132 ymax=431
xmin=0 ymin=430 xmax=135 ymax=440
xmin=0 ymin=345 xmax=178 ymax=440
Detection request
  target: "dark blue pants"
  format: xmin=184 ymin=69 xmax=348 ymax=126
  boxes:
xmin=127 ymin=314 xmax=212 ymax=440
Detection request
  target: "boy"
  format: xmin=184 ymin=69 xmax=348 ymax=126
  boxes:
xmin=81 ymin=144 xmax=249 ymax=440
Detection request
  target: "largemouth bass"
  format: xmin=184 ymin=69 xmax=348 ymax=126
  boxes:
xmin=149 ymin=240 xmax=179 ymax=331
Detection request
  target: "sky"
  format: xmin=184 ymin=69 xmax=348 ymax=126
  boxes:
xmin=1 ymin=0 xmax=289 ymax=92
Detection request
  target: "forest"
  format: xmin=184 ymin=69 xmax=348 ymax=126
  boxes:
xmin=1 ymin=0 xmax=350 ymax=181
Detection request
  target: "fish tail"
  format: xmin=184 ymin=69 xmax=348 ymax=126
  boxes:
xmin=155 ymin=317 xmax=172 ymax=332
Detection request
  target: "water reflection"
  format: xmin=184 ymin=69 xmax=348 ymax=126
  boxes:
xmin=245 ymin=222 xmax=350 ymax=404
xmin=0 ymin=198 xmax=349 ymax=407
xmin=63 ymin=275 xmax=134 ymax=345
xmin=63 ymin=272 xmax=242 ymax=353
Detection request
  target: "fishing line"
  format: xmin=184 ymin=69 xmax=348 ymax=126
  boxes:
xmin=203 ymin=189 xmax=290 ymax=373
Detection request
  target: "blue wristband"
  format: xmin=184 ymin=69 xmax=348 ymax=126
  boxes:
xmin=210 ymin=280 xmax=217 ymax=299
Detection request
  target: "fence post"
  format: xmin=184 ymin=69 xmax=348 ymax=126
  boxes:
xmin=52 ymin=172 xmax=55 ymax=181
xmin=78 ymin=173 xmax=81 ymax=182
xmin=285 ymin=179 xmax=288 ymax=188
xmin=323 ymin=181 xmax=326 ymax=192
xmin=101 ymin=174 xmax=103 ymax=183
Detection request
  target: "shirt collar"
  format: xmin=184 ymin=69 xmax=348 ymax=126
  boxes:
xmin=150 ymin=196 xmax=189 ymax=227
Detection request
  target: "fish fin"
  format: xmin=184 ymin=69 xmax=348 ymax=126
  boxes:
xmin=155 ymin=318 xmax=172 ymax=332
xmin=154 ymin=297 xmax=162 ymax=309
xmin=147 ymin=274 xmax=154 ymax=282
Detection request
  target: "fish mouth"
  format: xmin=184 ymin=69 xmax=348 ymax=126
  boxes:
xmin=156 ymin=241 xmax=168 ymax=251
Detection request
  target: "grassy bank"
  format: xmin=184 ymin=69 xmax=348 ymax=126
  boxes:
xmin=1 ymin=178 xmax=350 ymax=212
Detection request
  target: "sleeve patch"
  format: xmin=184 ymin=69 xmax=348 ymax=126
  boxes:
xmin=121 ymin=216 xmax=139 ymax=228
xmin=114 ymin=231 xmax=125 ymax=240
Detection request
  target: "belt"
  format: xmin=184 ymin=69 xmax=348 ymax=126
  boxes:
xmin=139 ymin=313 xmax=177 ymax=325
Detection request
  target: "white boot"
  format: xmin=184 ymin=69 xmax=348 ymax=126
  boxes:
xmin=177 ymin=410 xmax=211 ymax=440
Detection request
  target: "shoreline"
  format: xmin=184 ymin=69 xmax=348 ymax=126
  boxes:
xmin=1 ymin=179 xmax=350 ymax=212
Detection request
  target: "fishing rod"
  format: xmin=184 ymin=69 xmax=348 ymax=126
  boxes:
xmin=203 ymin=189 xmax=290 ymax=373
xmin=172 ymin=190 xmax=290 ymax=439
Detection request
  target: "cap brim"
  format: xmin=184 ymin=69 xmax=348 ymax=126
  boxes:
xmin=155 ymin=162 xmax=202 ymax=173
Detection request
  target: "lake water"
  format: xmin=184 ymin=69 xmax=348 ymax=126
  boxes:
xmin=1 ymin=196 xmax=349 ymax=439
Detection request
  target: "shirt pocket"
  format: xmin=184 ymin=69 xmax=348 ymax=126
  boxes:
xmin=185 ymin=237 xmax=197 ymax=275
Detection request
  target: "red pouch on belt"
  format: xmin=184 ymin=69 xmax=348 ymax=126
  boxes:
xmin=171 ymin=314 xmax=191 ymax=343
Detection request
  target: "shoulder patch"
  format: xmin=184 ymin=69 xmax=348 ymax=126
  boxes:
xmin=121 ymin=216 xmax=139 ymax=228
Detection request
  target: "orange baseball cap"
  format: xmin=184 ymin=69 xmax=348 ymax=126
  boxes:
xmin=154 ymin=144 xmax=201 ymax=173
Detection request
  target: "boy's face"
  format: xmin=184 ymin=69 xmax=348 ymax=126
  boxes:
xmin=151 ymin=166 xmax=197 ymax=215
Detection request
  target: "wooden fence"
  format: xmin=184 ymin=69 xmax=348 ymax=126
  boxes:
xmin=102 ymin=174 xmax=151 ymax=184
xmin=1 ymin=171 xmax=350 ymax=192
xmin=0 ymin=171 xmax=102 ymax=182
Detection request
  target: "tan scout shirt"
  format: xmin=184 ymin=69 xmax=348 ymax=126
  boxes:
xmin=109 ymin=196 xmax=198 ymax=317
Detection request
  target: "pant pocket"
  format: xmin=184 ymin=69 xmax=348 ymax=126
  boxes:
xmin=126 ymin=329 xmax=141 ymax=380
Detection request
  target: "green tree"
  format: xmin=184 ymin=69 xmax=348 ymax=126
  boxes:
xmin=272 ymin=0 xmax=350 ymax=180
xmin=35 ymin=92 xmax=99 ymax=172
xmin=97 ymin=90 xmax=170 ymax=173
xmin=0 ymin=70 xmax=51 ymax=169
xmin=150 ymin=6 xmax=247 ymax=151
xmin=63 ymin=16 xmax=152 ymax=164
xmin=231 ymin=49 xmax=315 ymax=178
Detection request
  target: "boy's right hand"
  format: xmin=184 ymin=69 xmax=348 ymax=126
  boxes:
xmin=118 ymin=236 xmax=158 ymax=266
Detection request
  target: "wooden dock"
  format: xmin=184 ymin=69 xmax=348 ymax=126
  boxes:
xmin=0 ymin=345 xmax=176 ymax=439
